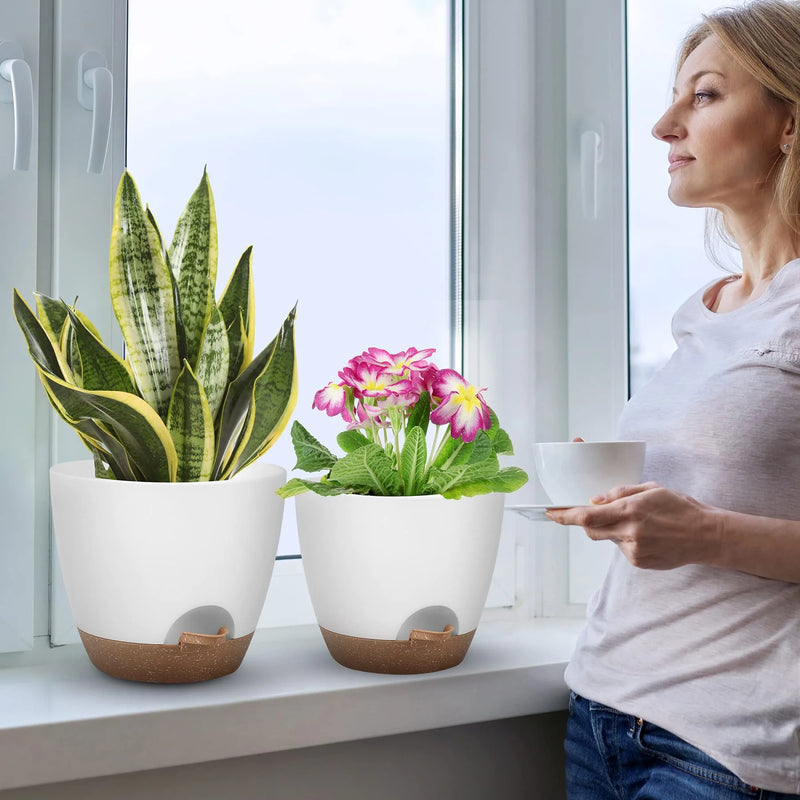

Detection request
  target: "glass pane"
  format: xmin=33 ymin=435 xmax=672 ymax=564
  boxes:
xmin=627 ymin=1 xmax=741 ymax=393
xmin=127 ymin=0 xmax=451 ymax=555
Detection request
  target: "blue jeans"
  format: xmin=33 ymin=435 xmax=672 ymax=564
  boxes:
xmin=565 ymin=692 xmax=800 ymax=800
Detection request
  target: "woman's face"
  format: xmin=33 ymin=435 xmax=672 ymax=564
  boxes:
xmin=651 ymin=34 xmax=793 ymax=213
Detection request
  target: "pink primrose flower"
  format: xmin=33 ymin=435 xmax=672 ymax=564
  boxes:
xmin=313 ymin=382 xmax=351 ymax=420
xmin=340 ymin=361 xmax=412 ymax=399
xmin=363 ymin=347 xmax=437 ymax=377
xmin=429 ymin=369 xmax=491 ymax=443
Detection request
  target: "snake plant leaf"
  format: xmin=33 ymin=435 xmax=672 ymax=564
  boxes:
xmin=12 ymin=289 xmax=72 ymax=380
xmin=110 ymin=171 xmax=181 ymax=419
xmin=168 ymin=168 xmax=218 ymax=369
xmin=167 ymin=360 xmax=215 ymax=481
xmin=64 ymin=307 xmax=137 ymax=394
xmin=194 ymin=296 xmax=230 ymax=422
xmin=218 ymin=246 xmax=254 ymax=378
xmin=287 ymin=420 xmax=338 ymax=472
xmin=212 ymin=304 xmax=296 ymax=478
xmin=33 ymin=292 xmax=69 ymax=343
xmin=399 ymin=425 xmax=427 ymax=495
xmin=69 ymin=419 xmax=141 ymax=481
xmin=218 ymin=305 xmax=298 ymax=478
xmin=275 ymin=477 xmax=350 ymax=499
xmin=38 ymin=370 xmax=178 ymax=482
xmin=147 ymin=205 xmax=188 ymax=365
xmin=328 ymin=443 xmax=403 ymax=496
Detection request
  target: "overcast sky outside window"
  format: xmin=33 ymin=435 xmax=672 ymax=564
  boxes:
xmin=128 ymin=0 xmax=449 ymax=554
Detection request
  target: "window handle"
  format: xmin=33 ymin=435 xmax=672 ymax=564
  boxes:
xmin=580 ymin=128 xmax=604 ymax=220
xmin=0 ymin=41 xmax=34 ymax=171
xmin=78 ymin=50 xmax=113 ymax=174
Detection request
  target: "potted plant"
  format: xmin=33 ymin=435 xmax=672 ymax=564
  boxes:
xmin=277 ymin=347 xmax=527 ymax=674
xmin=13 ymin=169 xmax=297 ymax=683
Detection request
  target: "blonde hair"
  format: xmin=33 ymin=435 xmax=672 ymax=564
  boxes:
xmin=677 ymin=1 xmax=800 ymax=247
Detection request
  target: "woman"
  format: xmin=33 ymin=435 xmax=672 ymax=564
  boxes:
xmin=547 ymin=2 xmax=800 ymax=798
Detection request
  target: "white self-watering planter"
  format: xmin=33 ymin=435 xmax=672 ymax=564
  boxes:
xmin=295 ymin=491 xmax=505 ymax=674
xmin=49 ymin=460 xmax=286 ymax=683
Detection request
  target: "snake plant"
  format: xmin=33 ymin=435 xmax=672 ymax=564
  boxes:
xmin=13 ymin=169 xmax=297 ymax=482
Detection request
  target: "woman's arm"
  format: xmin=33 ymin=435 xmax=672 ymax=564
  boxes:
xmin=545 ymin=483 xmax=800 ymax=583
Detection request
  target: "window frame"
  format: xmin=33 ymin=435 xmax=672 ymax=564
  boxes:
xmin=1 ymin=0 xmax=631 ymax=652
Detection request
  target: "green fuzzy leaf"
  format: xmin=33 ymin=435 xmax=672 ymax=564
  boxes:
xmin=432 ymin=434 xmax=470 ymax=469
xmin=110 ymin=171 xmax=180 ymax=418
xmin=275 ymin=477 xmax=350 ymax=499
xmin=329 ymin=443 xmax=402 ymax=496
xmin=215 ymin=304 xmax=298 ymax=479
xmin=167 ymin=360 xmax=215 ymax=481
xmin=467 ymin=430 xmax=493 ymax=463
xmin=168 ymin=169 xmax=218 ymax=368
xmin=195 ymin=298 xmax=230 ymax=422
xmin=38 ymin=370 xmax=177 ymax=482
xmin=441 ymin=467 xmax=529 ymax=499
xmin=64 ymin=307 xmax=137 ymax=394
xmin=336 ymin=429 xmax=370 ymax=454
xmin=406 ymin=390 xmax=430 ymax=433
xmin=219 ymin=247 xmax=254 ymax=379
xmin=423 ymin=452 xmax=500 ymax=496
xmin=399 ymin=425 xmax=427 ymax=495
xmin=491 ymin=427 xmax=514 ymax=455
xmin=289 ymin=420 xmax=338 ymax=472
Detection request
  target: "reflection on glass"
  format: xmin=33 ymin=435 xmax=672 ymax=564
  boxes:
xmin=128 ymin=0 xmax=451 ymax=554
xmin=627 ymin=1 xmax=741 ymax=394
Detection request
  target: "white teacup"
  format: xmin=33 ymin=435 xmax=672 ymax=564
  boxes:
xmin=534 ymin=441 xmax=646 ymax=506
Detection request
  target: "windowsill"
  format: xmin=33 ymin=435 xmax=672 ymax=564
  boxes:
xmin=0 ymin=617 xmax=582 ymax=792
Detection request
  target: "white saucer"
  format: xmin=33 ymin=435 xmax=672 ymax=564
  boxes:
xmin=506 ymin=504 xmax=571 ymax=521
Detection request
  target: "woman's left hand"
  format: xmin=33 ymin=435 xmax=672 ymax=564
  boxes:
xmin=545 ymin=483 xmax=722 ymax=570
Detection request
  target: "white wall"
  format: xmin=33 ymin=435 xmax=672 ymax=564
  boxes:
xmin=0 ymin=713 xmax=567 ymax=800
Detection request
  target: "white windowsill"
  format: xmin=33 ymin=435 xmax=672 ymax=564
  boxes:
xmin=0 ymin=617 xmax=583 ymax=792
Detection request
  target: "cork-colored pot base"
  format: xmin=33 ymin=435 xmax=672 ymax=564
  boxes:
xmin=78 ymin=628 xmax=254 ymax=683
xmin=320 ymin=626 xmax=476 ymax=674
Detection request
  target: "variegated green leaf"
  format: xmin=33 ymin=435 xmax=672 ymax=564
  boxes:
xmin=38 ymin=369 xmax=178 ymax=482
xmin=147 ymin=205 xmax=188 ymax=365
xmin=33 ymin=293 xmax=68 ymax=343
xmin=219 ymin=305 xmax=297 ymax=478
xmin=399 ymin=425 xmax=427 ymax=495
xmin=110 ymin=171 xmax=180 ymax=418
xmin=64 ymin=307 xmax=137 ymax=394
xmin=329 ymin=443 xmax=402 ymax=496
xmin=168 ymin=168 xmax=217 ymax=368
xmin=12 ymin=289 xmax=72 ymax=380
xmin=167 ymin=360 xmax=215 ymax=481
xmin=218 ymin=246 xmax=254 ymax=378
xmin=212 ymin=305 xmax=295 ymax=478
xmin=195 ymin=297 xmax=230 ymax=422
xmin=70 ymin=419 xmax=141 ymax=481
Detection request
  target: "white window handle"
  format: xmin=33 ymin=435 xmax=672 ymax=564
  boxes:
xmin=0 ymin=41 xmax=34 ymax=172
xmin=580 ymin=129 xmax=604 ymax=220
xmin=78 ymin=50 xmax=113 ymax=174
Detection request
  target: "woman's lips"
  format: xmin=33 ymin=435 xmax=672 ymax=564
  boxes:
xmin=668 ymin=155 xmax=694 ymax=172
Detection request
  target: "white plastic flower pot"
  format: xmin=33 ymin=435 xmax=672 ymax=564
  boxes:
xmin=295 ymin=491 xmax=505 ymax=674
xmin=49 ymin=460 xmax=286 ymax=683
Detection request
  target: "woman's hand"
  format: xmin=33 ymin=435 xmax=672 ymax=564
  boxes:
xmin=545 ymin=483 xmax=723 ymax=570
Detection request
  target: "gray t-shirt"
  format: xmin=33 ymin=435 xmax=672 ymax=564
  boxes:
xmin=565 ymin=259 xmax=800 ymax=793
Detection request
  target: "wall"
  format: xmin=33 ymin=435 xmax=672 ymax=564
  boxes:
xmin=0 ymin=713 xmax=567 ymax=800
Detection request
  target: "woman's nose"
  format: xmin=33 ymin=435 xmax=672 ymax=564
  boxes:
xmin=652 ymin=105 xmax=681 ymax=142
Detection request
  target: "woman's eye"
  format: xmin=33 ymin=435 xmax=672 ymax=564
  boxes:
xmin=694 ymin=91 xmax=715 ymax=103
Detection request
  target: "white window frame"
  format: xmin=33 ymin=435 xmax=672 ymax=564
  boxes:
xmin=1 ymin=0 xmax=630 ymax=652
